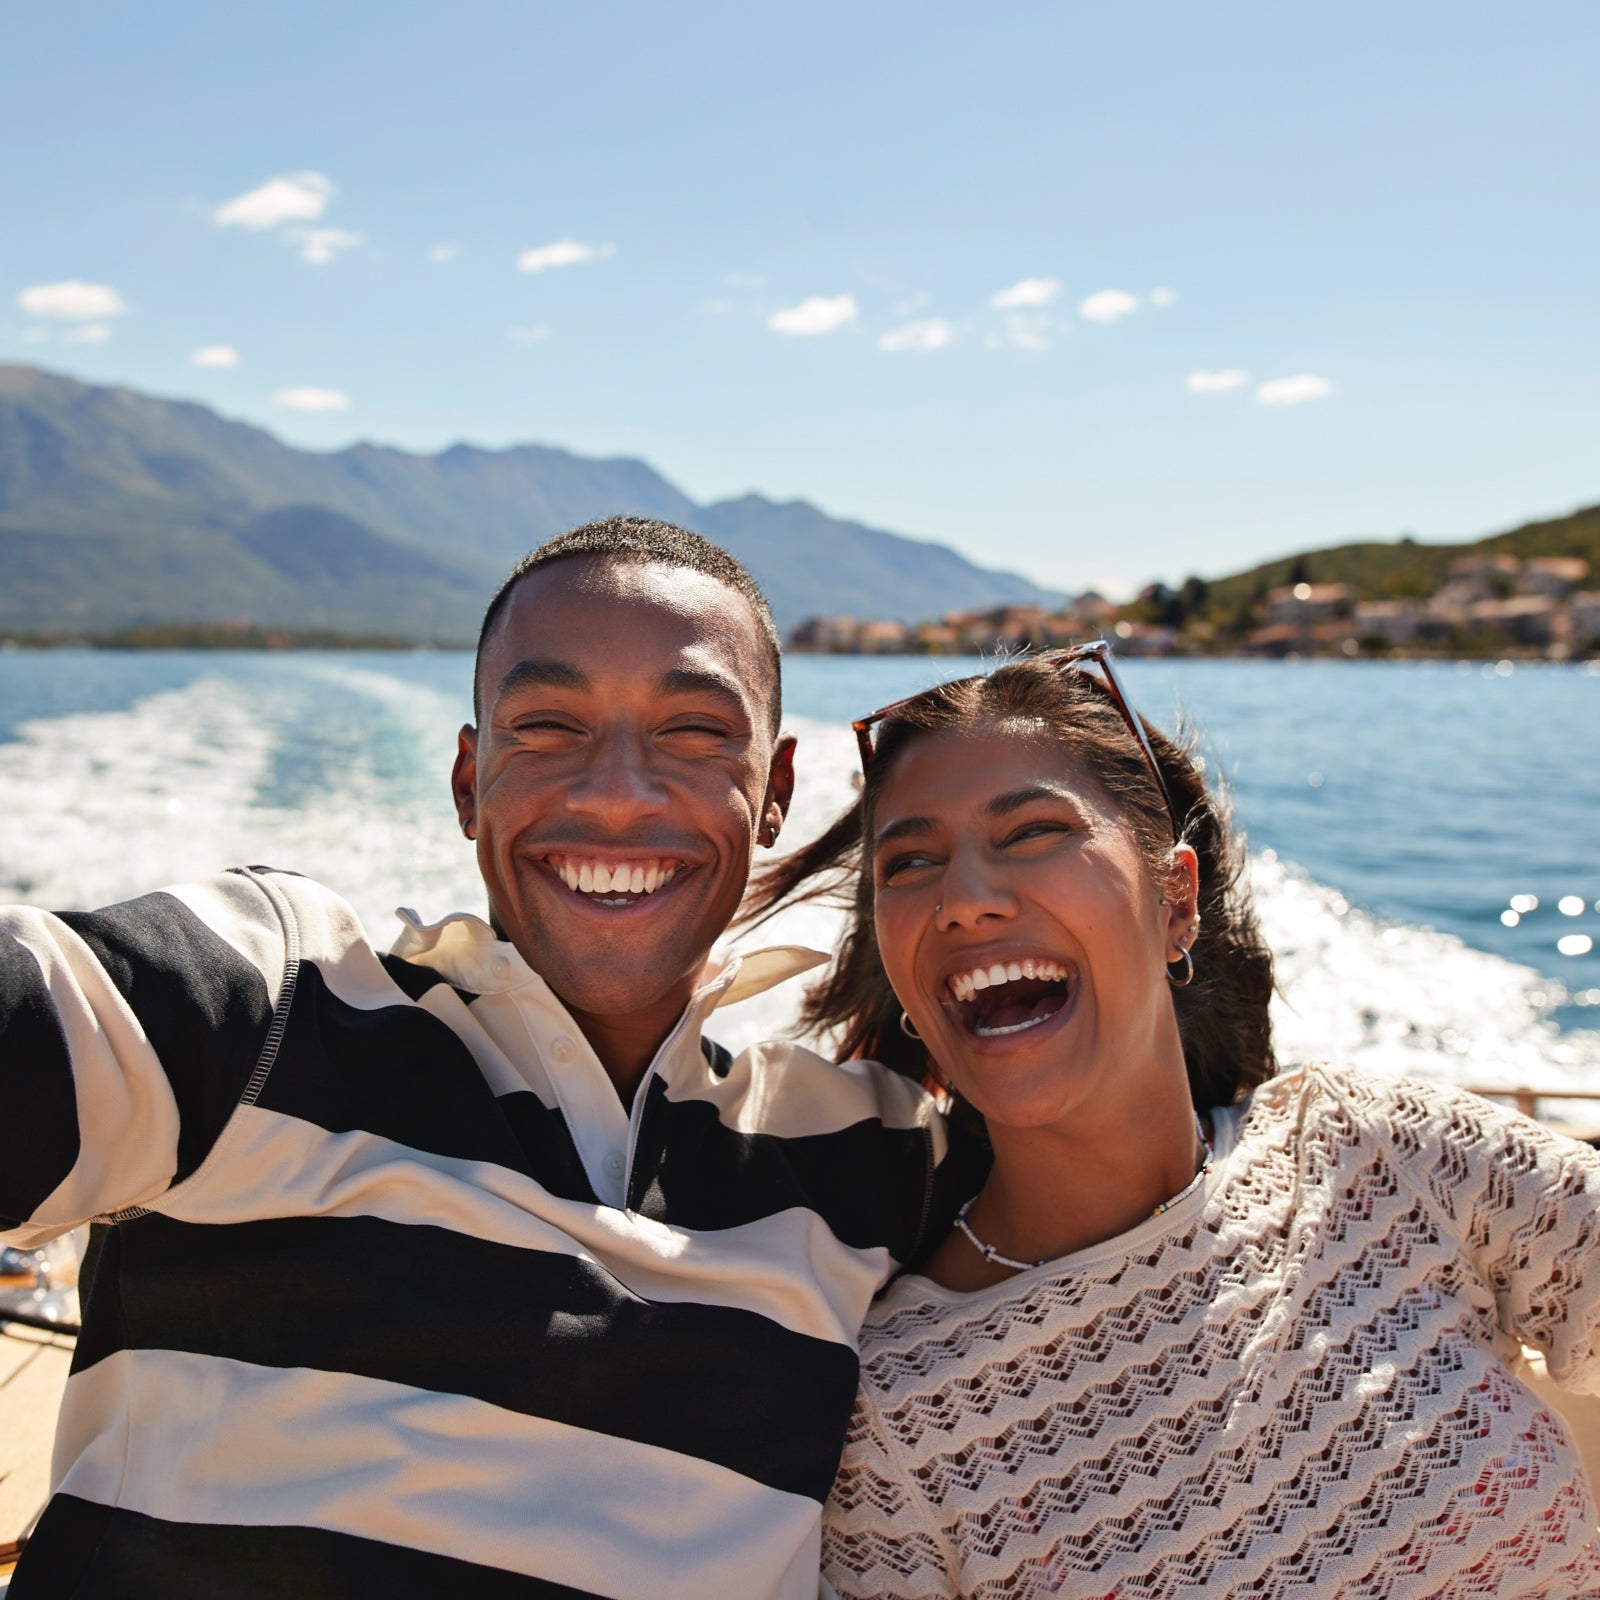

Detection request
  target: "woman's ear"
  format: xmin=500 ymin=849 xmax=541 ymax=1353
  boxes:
xmin=1162 ymin=843 xmax=1201 ymax=958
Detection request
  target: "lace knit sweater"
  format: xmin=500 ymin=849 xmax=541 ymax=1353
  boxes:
xmin=822 ymin=1065 xmax=1600 ymax=1599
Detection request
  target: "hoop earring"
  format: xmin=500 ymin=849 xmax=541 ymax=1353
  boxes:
xmin=899 ymin=1010 xmax=923 ymax=1040
xmin=1167 ymin=948 xmax=1195 ymax=988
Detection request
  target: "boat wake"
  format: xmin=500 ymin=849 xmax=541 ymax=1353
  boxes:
xmin=2 ymin=684 xmax=1595 ymax=1109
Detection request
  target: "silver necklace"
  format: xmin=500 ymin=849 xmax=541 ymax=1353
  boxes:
xmin=956 ymin=1112 xmax=1214 ymax=1272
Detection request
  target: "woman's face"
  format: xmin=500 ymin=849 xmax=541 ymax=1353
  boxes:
xmin=870 ymin=724 xmax=1197 ymax=1133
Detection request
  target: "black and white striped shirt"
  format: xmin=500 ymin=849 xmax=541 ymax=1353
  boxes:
xmin=1 ymin=866 xmax=952 ymax=1599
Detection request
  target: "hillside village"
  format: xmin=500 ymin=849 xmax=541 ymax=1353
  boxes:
xmin=791 ymin=552 xmax=1600 ymax=660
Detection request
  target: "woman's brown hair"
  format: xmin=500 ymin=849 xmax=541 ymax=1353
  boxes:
xmin=741 ymin=654 xmax=1277 ymax=1112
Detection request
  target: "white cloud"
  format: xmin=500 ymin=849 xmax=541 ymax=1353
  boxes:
xmin=273 ymin=386 xmax=351 ymax=412
xmin=509 ymin=324 xmax=551 ymax=345
xmin=767 ymin=294 xmax=859 ymax=335
xmin=192 ymin=345 xmax=239 ymax=368
xmin=879 ymin=318 xmax=952 ymax=353
xmin=722 ymin=272 xmax=767 ymax=290
xmin=1079 ymin=289 xmax=1140 ymax=323
xmin=1187 ymin=368 xmax=1250 ymax=392
xmin=214 ymin=172 xmax=335 ymax=231
xmin=991 ymin=277 xmax=1060 ymax=310
xmin=62 ymin=322 xmax=112 ymax=344
xmin=892 ymin=291 xmax=933 ymax=316
xmin=429 ymin=244 xmax=458 ymax=264
xmin=991 ymin=313 xmax=1054 ymax=352
xmin=290 ymin=227 xmax=361 ymax=265
xmin=17 ymin=280 xmax=126 ymax=319
xmin=1258 ymin=373 xmax=1333 ymax=406
xmin=517 ymin=239 xmax=611 ymax=273
xmin=1151 ymin=287 xmax=1177 ymax=307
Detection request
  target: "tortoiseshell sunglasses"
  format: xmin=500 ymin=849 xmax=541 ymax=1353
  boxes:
xmin=850 ymin=639 xmax=1181 ymax=842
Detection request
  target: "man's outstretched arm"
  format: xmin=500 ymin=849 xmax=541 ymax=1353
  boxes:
xmin=0 ymin=870 xmax=286 ymax=1245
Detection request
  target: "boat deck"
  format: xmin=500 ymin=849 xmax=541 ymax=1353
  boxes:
xmin=0 ymin=1322 xmax=73 ymax=1583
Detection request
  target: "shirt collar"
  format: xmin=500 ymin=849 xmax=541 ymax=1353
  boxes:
xmin=389 ymin=905 xmax=826 ymax=1011
xmin=388 ymin=908 xmax=829 ymax=1208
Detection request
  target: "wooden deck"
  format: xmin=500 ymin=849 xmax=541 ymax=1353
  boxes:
xmin=0 ymin=1322 xmax=73 ymax=1577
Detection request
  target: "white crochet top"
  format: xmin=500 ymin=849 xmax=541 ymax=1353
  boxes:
xmin=822 ymin=1065 xmax=1600 ymax=1599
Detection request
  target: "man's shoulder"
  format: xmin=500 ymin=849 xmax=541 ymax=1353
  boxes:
xmin=712 ymin=1037 xmax=941 ymax=1141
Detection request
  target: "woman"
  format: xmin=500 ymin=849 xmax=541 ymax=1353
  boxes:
xmin=747 ymin=644 xmax=1600 ymax=1599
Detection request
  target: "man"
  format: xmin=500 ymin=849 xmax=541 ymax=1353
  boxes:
xmin=0 ymin=518 xmax=950 ymax=1599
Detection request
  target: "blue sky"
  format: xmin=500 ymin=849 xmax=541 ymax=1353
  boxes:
xmin=3 ymin=0 xmax=1596 ymax=596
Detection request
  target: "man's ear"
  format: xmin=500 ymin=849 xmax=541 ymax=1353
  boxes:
xmin=759 ymin=733 xmax=797 ymax=848
xmin=451 ymin=725 xmax=479 ymax=839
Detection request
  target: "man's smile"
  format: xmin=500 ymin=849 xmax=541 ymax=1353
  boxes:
xmin=529 ymin=850 xmax=700 ymax=914
xmin=541 ymin=852 xmax=687 ymax=897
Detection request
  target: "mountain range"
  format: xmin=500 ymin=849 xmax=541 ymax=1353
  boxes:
xmin=0 ymin=365 xmax=1061 ymax=639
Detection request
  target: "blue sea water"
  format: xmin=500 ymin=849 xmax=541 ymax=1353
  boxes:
xmin=0 ymin=649 xmax=1596 ymax=1089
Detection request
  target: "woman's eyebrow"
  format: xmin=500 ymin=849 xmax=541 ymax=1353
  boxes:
xmin=873 ymin=815 xmax=936 ymax=848
xmin=985 ymin=784 xmax=1074 ymax=818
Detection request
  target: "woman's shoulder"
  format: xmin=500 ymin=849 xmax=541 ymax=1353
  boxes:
xmin=855 ymin=1265 xmax=1016 ymax=1380
xmin=1237 ymin=1062 xmax=1600 ymax=1190
xmin=1242 ymin=1060 xmax=1518 ymax=1133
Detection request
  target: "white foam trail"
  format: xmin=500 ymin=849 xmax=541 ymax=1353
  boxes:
xmin=1255 ymin=851 xmax=1600 ymax=1099
xmin=4 ymin=692 xmax=1596 ymax=1115
xmin=0 ymin=671 xmax=483 ymax=944
xmin=0 ymin=679 xmax=277 ymax=907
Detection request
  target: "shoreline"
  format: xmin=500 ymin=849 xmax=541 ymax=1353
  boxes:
xmin=3 ymin=635 xmax=1597 ymax=665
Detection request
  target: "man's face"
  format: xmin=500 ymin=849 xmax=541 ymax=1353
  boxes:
xmin=453 ymin=557 xmax=793 ymax=1029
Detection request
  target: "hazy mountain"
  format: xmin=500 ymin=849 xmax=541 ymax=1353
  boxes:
xmin=0 ymin=365 xmax=1060 ymax=637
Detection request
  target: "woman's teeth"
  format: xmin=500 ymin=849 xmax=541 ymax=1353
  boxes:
xmin=946 ymin=958 xmax=1068 ymax=1004
xmin=551 ymin=858 xmax=681 ymax=896
xmin=975 ymin=1011 xmax=1055 ymax=1037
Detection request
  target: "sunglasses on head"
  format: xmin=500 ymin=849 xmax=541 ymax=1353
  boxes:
xmin=850 ymin=639 xmax=1181 ymax=842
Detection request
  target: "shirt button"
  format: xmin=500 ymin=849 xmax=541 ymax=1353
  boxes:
xmin=490 ymin=955 xmax=511 ymax=981
xmin=551 ymin=1037 xmax=577 ymax=1064
xmin=602 ymin=1152 xmax=626 ymax=1181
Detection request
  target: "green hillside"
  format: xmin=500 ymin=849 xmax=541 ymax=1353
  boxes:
xmin=1199 ymin=503 xmax=1600 ymax=617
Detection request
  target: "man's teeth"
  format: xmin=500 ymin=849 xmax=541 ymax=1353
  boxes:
xmin=947 ymin=958 xmax=1069 ymax=1004
xmin=553 ymin=859 xmax=681 ymax=896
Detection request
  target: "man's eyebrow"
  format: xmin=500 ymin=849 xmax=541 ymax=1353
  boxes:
xmin=656 ymin=667 xmax=749 ymax=713
xmin=494 ymin=658 xmax=590 ymax=701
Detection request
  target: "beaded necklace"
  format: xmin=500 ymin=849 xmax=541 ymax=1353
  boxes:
xmin=955 ymin=1112 xmax=1214 ymax=1273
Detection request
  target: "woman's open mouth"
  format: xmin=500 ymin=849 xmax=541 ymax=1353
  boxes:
xmin=943 ymin=958 xmax=1073 ymax=1038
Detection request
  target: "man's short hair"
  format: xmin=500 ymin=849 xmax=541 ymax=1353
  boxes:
xmin=474 ymin=517 xmax=783 ymax=730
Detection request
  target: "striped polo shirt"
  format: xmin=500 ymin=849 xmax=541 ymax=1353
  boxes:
xmin=0 ymin=865 xmax=952 ymax=1599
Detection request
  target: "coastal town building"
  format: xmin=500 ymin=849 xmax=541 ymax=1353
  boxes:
xmin=787 ymin=556 xmax=1598 ymax=661
xmin=1264 ymin=582 xmax=1355 ymax=626
xmin=1571 ymin=592 xmax=1600 ymax=652
xmin=1518 ymin=557 xmax=1591 ymax=598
